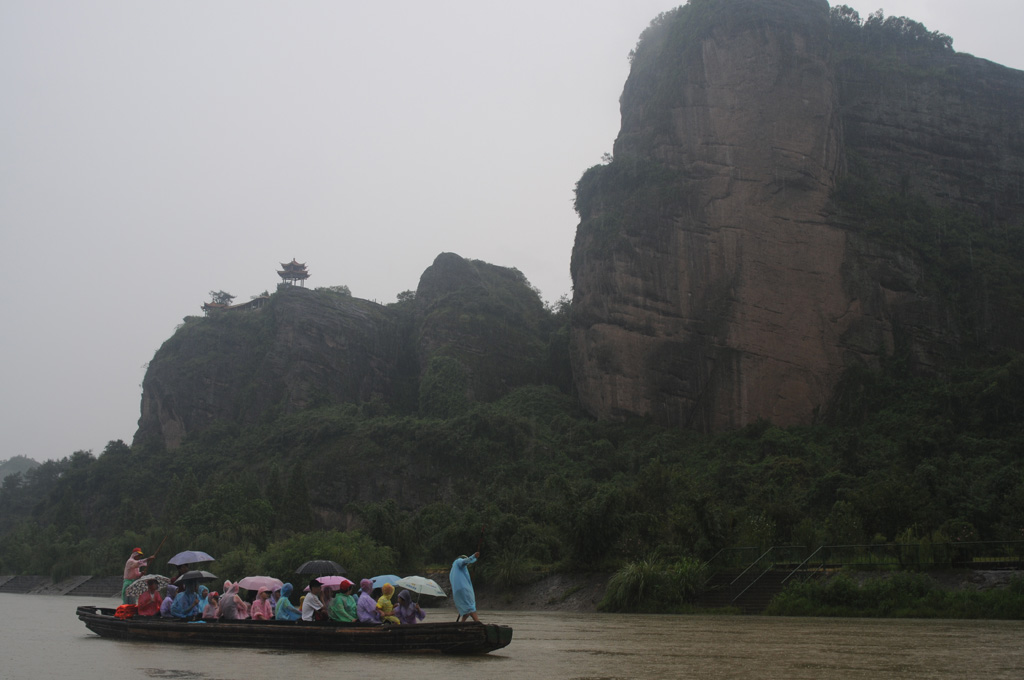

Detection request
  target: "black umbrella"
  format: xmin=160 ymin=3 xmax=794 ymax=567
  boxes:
xmin=177 ymin=569 xmax=218 ymax=582
xmin=295 ymin=560 xmax=346 ymax=576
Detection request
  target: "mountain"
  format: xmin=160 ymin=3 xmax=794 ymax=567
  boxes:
xmin=134 ymin=253 xmax=565 ymax=450
xmin=570 ymin=0 xmax=1024 ymax=431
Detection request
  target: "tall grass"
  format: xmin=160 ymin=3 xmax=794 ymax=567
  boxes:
xmin=599 ymin=558 xmax=705 ymax=612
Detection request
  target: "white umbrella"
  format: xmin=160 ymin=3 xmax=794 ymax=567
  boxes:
xmin=395 ymin=575 xmax=447 ymax=598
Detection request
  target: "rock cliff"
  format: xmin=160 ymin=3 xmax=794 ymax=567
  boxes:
xmin=134 ymin=253 xmax=557 ymax=450
xmin=570 ymin=0 xmax=1024 ymax=430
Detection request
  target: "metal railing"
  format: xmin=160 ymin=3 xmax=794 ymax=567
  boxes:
xmin=700 ymin=546 xmax=760 ymax=586
xmin=783 ymin=541 xmax=1024 ymax=585
xmin=728 ymin=546 xmax=810 ymax=605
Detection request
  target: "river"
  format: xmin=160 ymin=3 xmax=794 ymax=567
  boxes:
xmin=3 ymin=594 xmax=1023 ymax=679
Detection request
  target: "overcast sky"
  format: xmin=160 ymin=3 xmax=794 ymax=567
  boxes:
xmin=2 ymin=1 xmax=1022 ymax=464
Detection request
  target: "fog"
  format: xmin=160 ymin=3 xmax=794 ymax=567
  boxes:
xmin=1 ymin=0 xmax=1021 ymax=463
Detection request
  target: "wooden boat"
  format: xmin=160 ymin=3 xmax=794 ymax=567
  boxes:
xmin=76 ymin=605 xmax=513 ymax=654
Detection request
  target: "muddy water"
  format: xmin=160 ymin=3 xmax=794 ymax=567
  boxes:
xmin=4 ymin=594 xmax=1023 ymax=679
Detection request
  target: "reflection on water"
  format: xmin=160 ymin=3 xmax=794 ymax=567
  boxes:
xmin=4 ymin=594 xmax=1023 ymax=679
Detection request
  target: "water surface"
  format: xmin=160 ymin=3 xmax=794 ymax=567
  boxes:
xmin=3 ymin=594 xmax=1022 ymax=678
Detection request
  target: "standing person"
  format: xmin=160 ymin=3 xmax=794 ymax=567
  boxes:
xmin=168 ymin=563 xmax=190 ymax=586
xmin=450 ymin=552 xmax=481 ymax=622
xmin=122 ymin=548 xmax=155 ymax=604
xmin=136 ymin=579 xmax=162 ymax=617
xmin=301 ymin=580 xmax=325 ymax=621
xmin=356 ymin=579 xmax=381 ymax=623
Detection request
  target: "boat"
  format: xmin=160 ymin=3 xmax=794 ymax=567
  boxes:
xmin=76 ymin=605 xmax=513 ymax=654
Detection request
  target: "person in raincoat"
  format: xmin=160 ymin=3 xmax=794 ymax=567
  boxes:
xmin=197 ymin=585 xmax=210 ymax=613
xmin=450 ymin=552 xmax=481 ymax=622
xmin=395 ymin=589 xmax=426 ymax=625
xmin=356 ymin=579 xmax=381 ymax=623
xmin=121 ymin=547 xmax=155 ymax=604
xmin=218 ymin=581 xmax=247 ymax=620
xmin=250 ymin=587 xmax=274 ymax=620
xmin=136 ymin=579 xmax=162 ymax=617
xmin=376 ymin=583 xmax=400 ymax=625
xmin=170 ymin=580 xmax=201 ymax=619
xmin=202 ymin=592 xmax=220 ymax=619
xmin=327 ymin=582 xmax=358 ymax=622
xmin=274 ymin=583 xmax=301 ymax=621
xmin=159 ymin=584 xmax=178 ymax=617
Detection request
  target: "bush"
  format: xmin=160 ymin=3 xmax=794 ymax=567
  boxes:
xmin=599 ymin=557 xmax=705 ymax=612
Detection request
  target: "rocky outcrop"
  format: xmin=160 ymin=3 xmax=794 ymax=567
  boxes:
xmin=135 ymin=286 xmax=403 ymax=449
xmin=570 ymin=0 xmax=1024 ymax=430
xmin=416 ymin=253 xmax=550 ymax=409
xmin=134 ymin=254 xmax=556 ymax=450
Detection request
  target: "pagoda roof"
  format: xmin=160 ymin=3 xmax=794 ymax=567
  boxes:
xmin=279 ymin=259 xmax=307 ymax=269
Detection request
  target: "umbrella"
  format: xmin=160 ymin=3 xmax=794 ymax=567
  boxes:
xmin=168 ymin=550 xmax=216 ymax=566
xmin=125 ymin=574 xmax=170 ymax=599
xmin=316 ymin=576 xmax=354 ymax=590
xmin=177 ymin=570 xmax=218 ymax=582
xmin=395 ymin=575 xmax=446 ymax=598
xmin=371 ymin=574 xmax=401 ymax=589
xmin=237 ymin=576 xmax=284 ymax=592
xmin=295 ymin=559 xmax=346 ymax=576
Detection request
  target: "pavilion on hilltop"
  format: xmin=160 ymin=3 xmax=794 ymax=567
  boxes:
xmin=278 ymin=259 xmax=310 ymax=286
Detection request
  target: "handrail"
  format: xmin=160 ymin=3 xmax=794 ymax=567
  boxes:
xmin=729 ymin=547 xmax=774 ymax=587
xmin=700 ymin=546 xmax=759 ymax=586
xmin=729 ymin=546 xmax=808 ymax=605
xmin=781 ymin=545 xmax=824 ymax=585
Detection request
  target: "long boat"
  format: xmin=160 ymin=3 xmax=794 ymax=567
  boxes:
xmin=76 ymin=605 xmax=513 ymax=654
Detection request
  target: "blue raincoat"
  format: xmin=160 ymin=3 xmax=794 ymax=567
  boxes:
xmin=170 ymin=589 xmax=200 ymax=618
xmin=275 ymin=583 xmax=301 ymax=621
xmin=449 ymin=554 xmax=478 ymax=616
xmin=197 ymin=585 xmax=210 ymax=613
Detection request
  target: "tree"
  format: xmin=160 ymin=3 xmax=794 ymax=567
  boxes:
xmin=316 ymin=285 xmax=351 ymax=296
xmin=208 ymin=290 xmax=235 ymax=306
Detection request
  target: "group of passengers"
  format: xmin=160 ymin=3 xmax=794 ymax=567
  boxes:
xmin=127 ymin=547 xmax=425 ymax=625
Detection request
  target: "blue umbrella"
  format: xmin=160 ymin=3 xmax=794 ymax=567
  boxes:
xmin=168 ymin=550 xmax=215 ymax=566
xmin=371 ymin=574 xmax=401 ymax=589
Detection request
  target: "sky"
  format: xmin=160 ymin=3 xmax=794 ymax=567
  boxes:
xmin=1 ymin=1 xmax=1022 ymax=464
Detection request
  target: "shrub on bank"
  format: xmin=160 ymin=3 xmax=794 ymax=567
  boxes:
xmin=765 ymin=571 xmax=1024 ymax=619
xmin=599 ymin=557 xmax=705 ymax=612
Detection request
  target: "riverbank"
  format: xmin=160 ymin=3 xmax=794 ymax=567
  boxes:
xmin=6 ymin=568 xmax=1022 ymax=618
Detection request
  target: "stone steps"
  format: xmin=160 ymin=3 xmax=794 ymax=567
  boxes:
xmin=0 ymin=575 xmax=51 ymax=594
xmin=67 ymin=576 xmax=122 ymax=598
xmin=0 ymin=575 xmax=123 ymax=597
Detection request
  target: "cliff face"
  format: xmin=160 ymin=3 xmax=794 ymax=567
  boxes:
xmin=133 ymin=254 xmax=555 ymax=450
xmin=415 ymin=253 xmax=550 ymax=410
xmin=135 ymin=286 xmax=404 ymax=449
xmin=570 ymin=0 xmax=1024 ymax=430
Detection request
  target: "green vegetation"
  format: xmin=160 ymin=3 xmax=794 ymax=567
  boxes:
xmin=4 ymin=349 xmax=1024 ymax=605
xmin=766 ymin=571 xmax=1024 ymax=619
xmin=600 ymin=557 xmax=706 ymax=613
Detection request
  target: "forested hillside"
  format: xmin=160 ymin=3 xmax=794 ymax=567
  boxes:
xmin=3 ymin=2 xmax=1024 ymax=608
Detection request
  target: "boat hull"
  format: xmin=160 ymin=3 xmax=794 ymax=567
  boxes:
xmin=76 ymin=606 xmax=512 ymax=654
